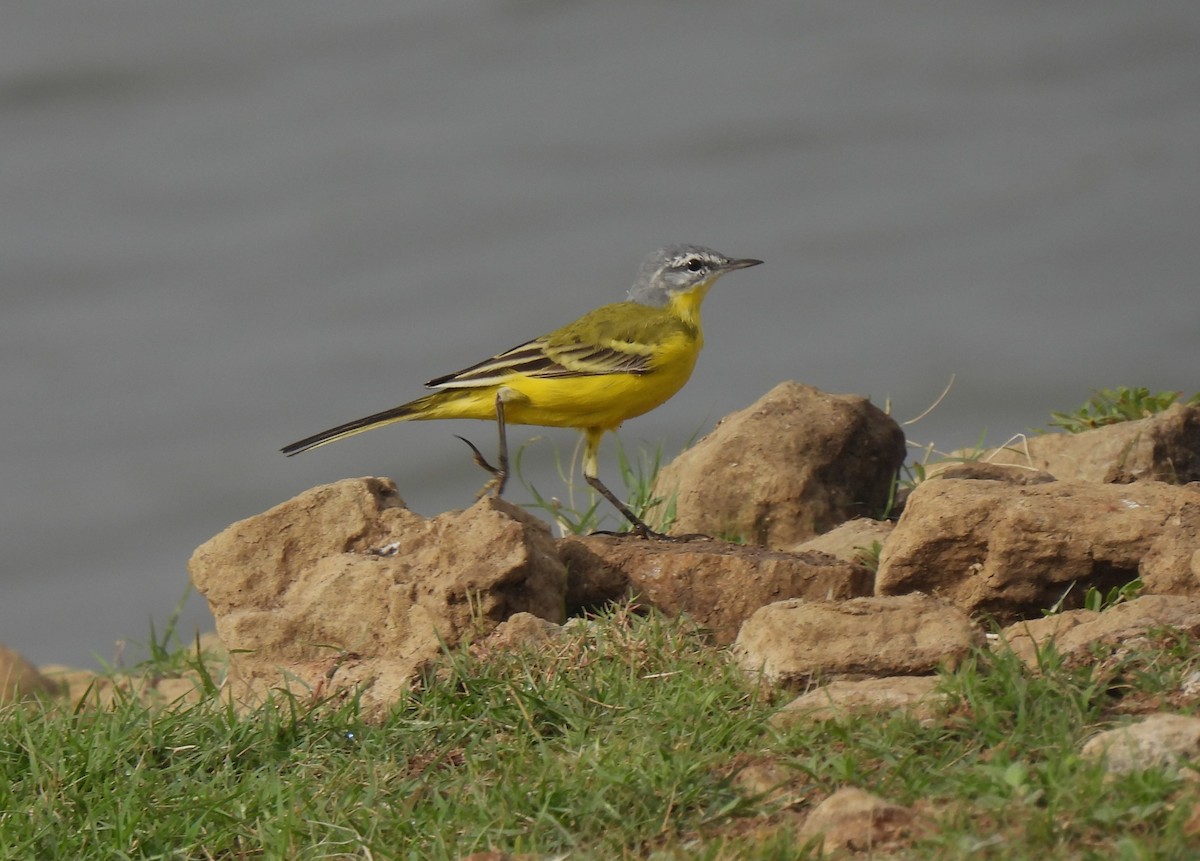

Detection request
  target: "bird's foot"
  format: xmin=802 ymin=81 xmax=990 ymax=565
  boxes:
xmin=455 ymin=435 xmax=508 ymax=498
xmin=589 ymin=524 xmax=710 ymax=542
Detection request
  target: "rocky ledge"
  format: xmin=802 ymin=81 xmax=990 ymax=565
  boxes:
xmin=5 ymin=383 xmax=1199 ymax=745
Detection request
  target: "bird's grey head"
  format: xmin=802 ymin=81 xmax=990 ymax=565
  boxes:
xmin=627 ymin=244 xmax=762 ymax=307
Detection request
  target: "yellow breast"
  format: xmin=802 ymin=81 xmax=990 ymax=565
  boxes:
xmin=498 ymin=326 xmax=700 ymax=430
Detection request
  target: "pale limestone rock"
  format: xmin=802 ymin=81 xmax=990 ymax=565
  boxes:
xmin=771 ymin=676 xmax=946 ymax=728
xmin=785 ymin=517 xmax=894 ymax=565
xmin=969 ymin=402 xmax=1200 ymax=484
xmin=797 ymin=786 xmax=915 ymax=855
xmin=731 ymin=757 xmax=807 ymax=809
xmin=999 ymin=595 xmax=1200 ymax=667
xmin=921 ymin=461 xmax=1056 ymax=485
xmin=559 ymin=534 xmax=872 ymax=645
xmin=1082 ymin=713 xmax=1200 ymax=773
xmin=474 ymin=612 xmax=564 ymax=656
xmin=189 ymin=478 xmax=566 ymax=720
xmin=0 ymin=643 xmax=61 ymax=703
xmin=734 ymin=594 xmax=982 ymax=688
xmin=877 ymin=479 xmax=1200 ymax=620
xmin=648 ymin=382 xmax=905 ymax=548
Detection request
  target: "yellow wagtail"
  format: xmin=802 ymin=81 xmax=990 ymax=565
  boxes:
xmin=281 ymin=245 xmax=762 ymax=538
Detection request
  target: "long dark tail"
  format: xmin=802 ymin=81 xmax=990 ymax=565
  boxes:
xmin=281 ymin=394 xmax=438 ymax=456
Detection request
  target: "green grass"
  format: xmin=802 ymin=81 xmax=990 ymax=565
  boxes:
xmin=1044 ymin=387 xmax=1200 ymax=434
xmin=1044 ymin=578 xmax=1145 ymax=617
xmin=514 ymin=434 xmax=678 ymax=536
xmin=4 ymin=605 xmax=1198 ymax=859
xmin=899 ymin=385 xmax=1199 ymax=499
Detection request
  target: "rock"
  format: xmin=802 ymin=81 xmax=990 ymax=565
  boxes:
xmin=877 ymin=479 xmax=1200 ymax=621
xmin=0 ymin=643 xmax=62 ymax=703
xmin=558 ymin=536 xmax=636 ymax=615
xmin=1081 ymin=713 xmax=1200 ymax=774
xmin=39 ymin=666 xmax=212 ymax=712
xmin=647 ymin=382 xmax=905 ymax=548
xmin=999 ymin=595 xmax=1200 ymax=667
xmin=559 ymin=535 xmax=873 ymax=645
xmin=731 ymin=756 xmax=807 ymax=809
xmin=189 ymin=478 xmax=566 ymax=719
xmin=797 ymin=787 xmax=915 ymax=855
xmin=891 ymin=461 xmax=1056 ymax=518
xmin=771 ymin=676 xmax=947 ymax=728
xmin=923 ymin=461 xmax=1057 ymax=485
xmin=471 ymin=612 xmax=563 ymax=658
xmin=785 ymin=517 xmax=894 ymax=565
xmin=970 ymin=403 xmax=1200 ymax=484
xmin=734 ymin=595 xmax=983 ymax=689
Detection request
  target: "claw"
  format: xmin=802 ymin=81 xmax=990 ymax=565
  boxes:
xmin=455 ymin=435 xmax=500 ymax=475
xmin=589 ymin=524 xmax=707 ymax=541
xmin=455 ymin=435 xmax=507 ymax=498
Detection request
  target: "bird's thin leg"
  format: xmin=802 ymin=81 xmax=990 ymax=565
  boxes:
xmin=580 ymin=428 xmax=676 ymax=540
xmin=584 ymin=472 xmax=669 ymax=539
xmin=454 ymin=390 xmax=509 ymax=498
xmin=491 ymin=390 xmax=509 ymax=496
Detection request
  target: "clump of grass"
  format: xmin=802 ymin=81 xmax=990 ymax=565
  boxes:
xmin=853 ymin=539 xmax=883 ymax=573
xmin=1045 ymin=387 xmax=1200 ymax=434
xmin=514 ymin=434 xmax=678 ymax=536
xmin=1043 ymin=578 xmax=1145 ymax=617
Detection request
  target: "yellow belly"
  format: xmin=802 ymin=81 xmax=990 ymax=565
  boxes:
xmin=423 ymin=330 xmax=700 ymax=431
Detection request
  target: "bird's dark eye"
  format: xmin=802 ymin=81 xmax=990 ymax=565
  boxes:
xmin=686 ymin=258 xmax=704 ymax=272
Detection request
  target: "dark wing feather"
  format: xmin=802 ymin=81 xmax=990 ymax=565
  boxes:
xmin=427 ymin=301 xmax=690 ymax=389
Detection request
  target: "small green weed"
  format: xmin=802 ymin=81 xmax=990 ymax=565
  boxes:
xmin=1084 ymin=578 xmax=1143 ymax=612
xmin=853 ymin=540 xmax=883 ymax=573
xmin=1045 ymin=387 xmax=1199 ymax=434
xmin=515 ymin=434 xmax=677 ymax=536
xmin=1043 ymin=578 xmax=1144 ymax=616
xmin=900 ymin=430 xmax=988 ymax=491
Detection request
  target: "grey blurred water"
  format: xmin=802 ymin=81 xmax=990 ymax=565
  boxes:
xmin=3 ymin=2 xmax=1198 ymax=667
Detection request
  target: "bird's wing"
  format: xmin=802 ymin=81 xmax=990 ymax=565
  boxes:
xmin=427 ymin=302 xmax=681 ymax=389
